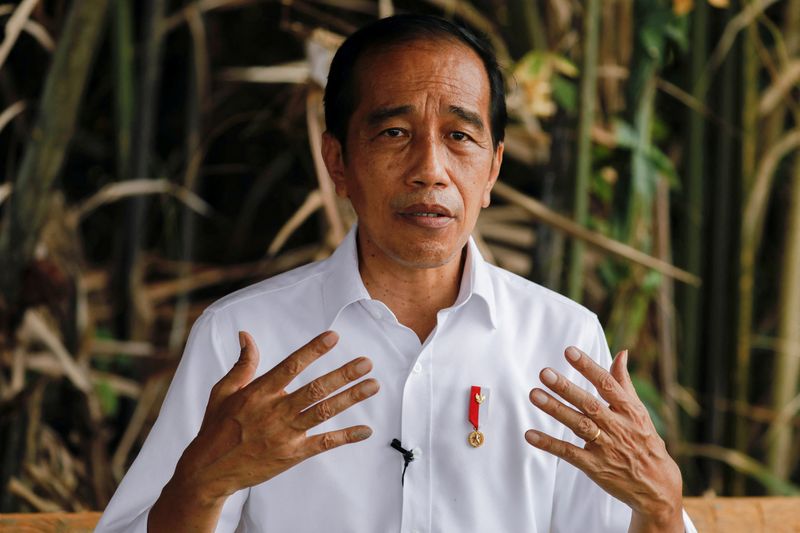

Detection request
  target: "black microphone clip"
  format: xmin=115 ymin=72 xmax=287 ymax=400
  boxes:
xmin=390 ymin=438 xmax=415 ymax=485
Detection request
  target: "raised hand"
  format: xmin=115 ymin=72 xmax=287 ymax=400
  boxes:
xmin=525 ymin=347 xmax=683 ymax=532
xmin=149 ymin=330 xmax=379 ymax=532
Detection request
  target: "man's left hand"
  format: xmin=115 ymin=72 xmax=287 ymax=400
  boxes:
xmin=525 ymin=347 xmax=683 ymax=532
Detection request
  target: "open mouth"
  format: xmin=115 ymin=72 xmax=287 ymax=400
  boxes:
xmin=397 ymin=204 xmax=455 ymax=228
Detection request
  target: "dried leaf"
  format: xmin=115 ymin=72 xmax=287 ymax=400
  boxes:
xmin=73 ymin=179 xmax=214 ymax=222
xmin=0 ymin=0 xmax=40 ymax=69
xmin=673 ymin=0 xmax=693 ymax=15
xmin=267 ymin=189 xmax=323 ymax=257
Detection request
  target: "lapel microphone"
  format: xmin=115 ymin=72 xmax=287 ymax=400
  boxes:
xmin=390 ymin=439 xmax=415 ymax=485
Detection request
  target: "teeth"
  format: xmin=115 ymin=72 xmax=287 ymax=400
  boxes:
xmin=410 ymin=212 xmax=441 ymax=217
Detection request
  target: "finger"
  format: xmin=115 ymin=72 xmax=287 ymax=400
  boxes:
xmin=294 ymin=378 xmax=380 ymax=431
xmin=257 ymin=330 xmax=339 ymax=390
xmin=524 ymin=429 xmax=593 ymax=471
xmin=564 ymin=346 xmax=630 ymax=406
xmin=610 ymin=350 xmax=636 ymax=396
xmin=539 ymin=367 xmax=615 ymax=427
xmin=529 ymin=388 xmax=602 ymax=442
xmin=286 ymin=357 xmax=373 ymax=411
xmin=211 ymin=330 xmax=260 ymax=401
xmin=304 ymin=425 xmax=373 ymax=458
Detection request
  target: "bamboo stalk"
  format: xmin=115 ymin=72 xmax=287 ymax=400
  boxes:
xmin=118 ymin=0 xmax=167 ymax=340
xmin=655 ymin=176 xmax=679 ymax=454
xmin=567 ymin=0 xmax=600 ymax=302
xmin=677 ymin=0 xmax=708 ymax=464
xmin=112 ymin=0 xmax=134 ymax=188
xmin=768 ymin=140 xmax=800 ymax=485
xmin=0 ymin=0 xmax=109 ymax=308
xmin=766 ymin=0 xmax=800 ymax=487
xmin=705 ymin=4 xmax=740 ymax=492
xmin=731 ymin=7 xmax=761 ymax=494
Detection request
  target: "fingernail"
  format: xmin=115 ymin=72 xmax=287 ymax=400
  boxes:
xmin=565 ymin=347 xmax=580 ymax=362
xmin=622 ymin=350 xmax=629 ymax=367
xmin=354 ymin=427 xmax=373 ymax=441
xmin=541 ymin=368 xmax=557 ymax=385
xmin=531 ymin=389 xmax=548 ymax=405
xmin=238 ymin=331 xmax=246 ymax=349
xmin=354 ymin=357 xmax=372 ymax=374
xmin=322 ymin=331 xmax=339 ymax=348
xmin=526 ymin=430 xmax=541 ymax=444
xmin=361 ymin=379 xmax=379 ymax=395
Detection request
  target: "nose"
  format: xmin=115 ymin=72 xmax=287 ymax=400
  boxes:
xmin=406 ymin=133 xmax=451 ymax=189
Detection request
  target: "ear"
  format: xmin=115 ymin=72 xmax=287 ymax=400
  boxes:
xmin=322 ymin=131 xmax=349 ymax=198
xmin=481 ymin=141 xmax=504 ymax=208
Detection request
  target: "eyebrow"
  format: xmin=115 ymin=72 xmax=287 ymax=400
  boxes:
xmin=365 ymin=104 xmax=487 ymax=132
xmin=366 ymin=105 xmax=414 ymax=126
xmin=449 ymin=106 xmax=485 ymax=131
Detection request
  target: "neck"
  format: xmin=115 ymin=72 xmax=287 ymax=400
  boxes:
xmin=356 ymin=229 xmax=465 ymax=342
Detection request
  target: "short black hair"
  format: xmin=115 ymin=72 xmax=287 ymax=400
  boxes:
xmin=323 ymin=14 xmax=507 ymax=152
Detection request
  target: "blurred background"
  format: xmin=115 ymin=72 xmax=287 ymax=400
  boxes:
xmin=0 ymin=0 xmax=798 ymax=513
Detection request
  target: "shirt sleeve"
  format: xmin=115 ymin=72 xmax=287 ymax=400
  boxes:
xmin=95 ymin=309 xmax=249 ymax=533
xmin=550 ymin=316 xmax=697 ymax=533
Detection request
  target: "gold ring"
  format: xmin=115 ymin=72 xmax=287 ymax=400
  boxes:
xmin=586 ymin=426 xmax=602 ymax=444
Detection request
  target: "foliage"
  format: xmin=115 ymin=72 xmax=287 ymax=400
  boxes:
xmin=0 ymin=0 xmax=798 ymax=512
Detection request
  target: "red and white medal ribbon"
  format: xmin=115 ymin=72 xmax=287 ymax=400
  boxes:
xmin=468 ymin=385 xmax=487 ymax=447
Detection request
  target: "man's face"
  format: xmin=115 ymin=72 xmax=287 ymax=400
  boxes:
xmin=323 ymin=38 xmax=503 ymax=269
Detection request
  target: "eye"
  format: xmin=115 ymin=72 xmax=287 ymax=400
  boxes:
xmin=381 ymin=128 xmax=405 ymax=138
xmin=449 ymin=131 xmax=470 ymax=142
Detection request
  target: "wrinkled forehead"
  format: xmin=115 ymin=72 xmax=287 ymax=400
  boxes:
xmin=350 ymin=37 xmax=490 ymax=115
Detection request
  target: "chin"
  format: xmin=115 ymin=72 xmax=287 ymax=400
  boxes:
xmin=386 ymin=239 xmax=463 ymax=269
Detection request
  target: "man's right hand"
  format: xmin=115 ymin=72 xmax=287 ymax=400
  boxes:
xmin=148 ymin=330 xmax=378 ymax=532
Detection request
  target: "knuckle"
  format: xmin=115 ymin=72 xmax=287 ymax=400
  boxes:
xmin=584 ymin=398 xmax=602 ymax=416
xmin=314 ymin=400 xmax=334 ymax=422
xmin=342 ymin=364 xmax=360 ymax=382
xmin=633 ymin=404 xmax=650 ymax=424
xmin=562 ymin=443 xmax=579 ymax=462
xmin=319 ymin=433 xmax=337 ymax=451
xmin=208 ymin=382 xmax=222 ymax=402
xmin=352 ymin=381 xmax=375 ymax=402
xmin=599 ymin=374 xmax=616 ymax=392
xmin=311 ymin=338 xmax=329 ymax=357
xmin=307 ymin=380 xmax=327 ymax=402
xmin=238 ymin=388 xmax=257 ymax=410
xmin=577 ymin=416 xmax=594 ymax=435
xmin=557 ymin=377 xmax=571 ymax=394
xmin=283 ymin=357 xmax=303 ymax=377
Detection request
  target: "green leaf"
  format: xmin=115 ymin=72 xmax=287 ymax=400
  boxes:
xmin=95 ymin=380 xmax=119 ymax=418
xmin=551 ymin=75 xmax=577 ymax=113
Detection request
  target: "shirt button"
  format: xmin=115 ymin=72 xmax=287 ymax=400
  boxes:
xmin=412 ymin=362 xmax=422 ymax=374
xmin=412 ymin=447 xmax=422 ymax=458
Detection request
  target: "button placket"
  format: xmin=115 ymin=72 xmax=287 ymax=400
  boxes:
xmin=399 ymin=347 xmax=434 ymax=533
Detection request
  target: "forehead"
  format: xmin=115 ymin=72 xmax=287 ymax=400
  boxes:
xmin=351 ymin=38 xmax=491 ymax=119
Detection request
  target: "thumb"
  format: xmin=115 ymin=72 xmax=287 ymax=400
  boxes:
xmin=212 ymin=331 xmax=260 ymax=400
xmin=610 ymin=350 xmax=635 ymax=394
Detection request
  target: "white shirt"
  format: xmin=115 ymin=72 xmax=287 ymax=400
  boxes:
xmin=97 ymin=226 xmax=696 ymax=532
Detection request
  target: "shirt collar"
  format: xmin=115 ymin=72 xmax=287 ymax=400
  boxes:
xmin=321 ymin=224 xmax=497 ymax=330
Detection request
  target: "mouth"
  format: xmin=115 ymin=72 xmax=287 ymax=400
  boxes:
xmin=397 ymin=203 xmax=455 ymax=228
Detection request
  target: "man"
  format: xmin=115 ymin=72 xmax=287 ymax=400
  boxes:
xmin=97 ymin=14 xmax=696 ymax=532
